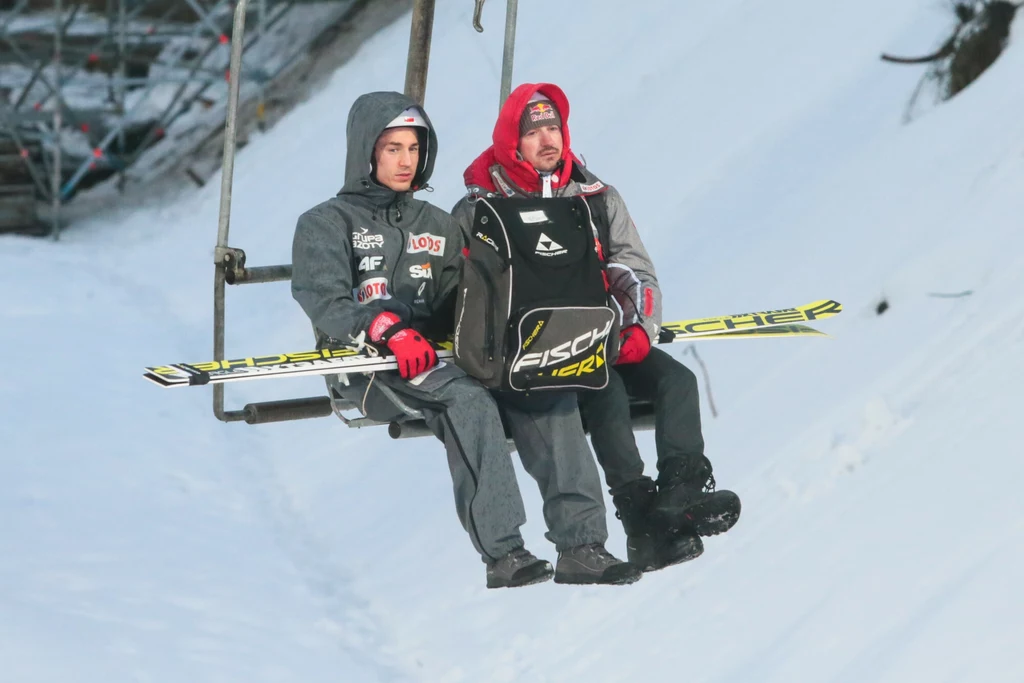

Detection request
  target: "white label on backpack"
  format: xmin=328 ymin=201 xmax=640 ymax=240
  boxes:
xmin=519 ymin=210 xmax=549 ymax=224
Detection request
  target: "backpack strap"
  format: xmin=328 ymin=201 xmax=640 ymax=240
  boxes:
xmin=583 ymin=192 xmax=612 ymax=262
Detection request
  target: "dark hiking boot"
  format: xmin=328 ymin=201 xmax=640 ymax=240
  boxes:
xmin=612 ymin=477 xmax=703 ymax=572
xmin=626 ymin=531 xmax=704 ymax=571
xmin=654 ymin=455 xmax=741 ymax=536
xmin=553 ymin=543 xmax=643 ymax=585
xmin=486 ymin=547 xmax=554 ymax=589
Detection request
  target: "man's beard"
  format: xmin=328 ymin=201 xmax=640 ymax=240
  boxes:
xmin=536 ymin=148 xmax=560 ymax=171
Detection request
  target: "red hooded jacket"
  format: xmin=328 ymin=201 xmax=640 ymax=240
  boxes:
xmin=454 ymin=83 xmax=664 ymax=347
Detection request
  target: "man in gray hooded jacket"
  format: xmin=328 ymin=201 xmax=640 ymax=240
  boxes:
xmin=291 ymin=91 xmax=641 ymax=587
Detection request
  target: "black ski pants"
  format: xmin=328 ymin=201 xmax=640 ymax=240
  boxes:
xmin=577 ymin=346 xmax=705 ymax=491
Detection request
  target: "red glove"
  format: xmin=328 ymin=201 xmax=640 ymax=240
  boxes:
xmin=616 ymin=324 xmax=651 ymax=365
xmin=368 ymin=312 xmax=438 ymax=380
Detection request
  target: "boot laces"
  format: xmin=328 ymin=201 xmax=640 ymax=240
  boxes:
xmin=704 ymin=473 xmax=717 ymax=494
xmin=506 ymin=546 xmax=535 ymax=571
xmin=580 ymin=543 xmax=617 ymax=567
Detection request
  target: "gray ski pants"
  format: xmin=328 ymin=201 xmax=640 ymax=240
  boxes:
xmin=497 ymin=393 xmax=609 ymax=552
xmin=344 ymin=363 xmax=527 ymax=564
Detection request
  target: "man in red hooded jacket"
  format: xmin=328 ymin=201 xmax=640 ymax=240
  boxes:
xmin=451 ymin=83 xmax=742 ymax=572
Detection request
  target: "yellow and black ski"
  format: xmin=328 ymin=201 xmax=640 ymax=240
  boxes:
xmin=144 ymin=300 xmax=841 ymax=388
xmin=660 ymin=299 xmax=842 ymax=341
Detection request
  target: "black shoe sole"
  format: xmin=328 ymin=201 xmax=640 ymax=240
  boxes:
xmin=657 ymin=492 xmax=742 ymax=537
xmin=553 ymin=565 xmax=643 ymax=586
xmin=487 ymin=561 xmax=554 ymax=589
xmin=652 ymin=538 xmax=705 ymax=571
xmin=628 ymin=534 xmax=704 ymax=572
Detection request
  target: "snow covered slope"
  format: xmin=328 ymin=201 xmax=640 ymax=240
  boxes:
xmin=2 ymin=1 xmax=1022 ymax=681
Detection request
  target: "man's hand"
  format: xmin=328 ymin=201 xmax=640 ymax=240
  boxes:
xmin=369 ymin=312 xmax=438 ymax=380
xmin=616 ymin=324 xmax=651 ymax=365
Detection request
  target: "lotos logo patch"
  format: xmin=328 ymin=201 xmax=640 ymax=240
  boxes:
xmin=407 ymin=233 xmax=446 ymax=256
xmin=356 ymin=277 xmax=391 ymax=303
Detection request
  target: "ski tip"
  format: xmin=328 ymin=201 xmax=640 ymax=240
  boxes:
xmin=143 ymin=372 xmax=175 ymax=388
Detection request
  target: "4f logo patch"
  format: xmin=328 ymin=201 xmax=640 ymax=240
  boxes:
xmin=407 ymin=233 xmax=446 ymax=256
xmin=358 ymin=256 xmax=384 ymax=273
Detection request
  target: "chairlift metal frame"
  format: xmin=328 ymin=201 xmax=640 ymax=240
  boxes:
xmin=210 ymin=0 xmax=656 ymax=437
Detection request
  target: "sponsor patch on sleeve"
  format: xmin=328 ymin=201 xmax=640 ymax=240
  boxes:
xmin=356 ymin=277 xmax=391 ymax=303
xmin=357 ymin=255 xmax=384 ymax=273
xmin=409 ymin=263 xmax=433 ymax=279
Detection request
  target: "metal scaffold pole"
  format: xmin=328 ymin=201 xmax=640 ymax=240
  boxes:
xmin=116 ymin=0 xmax=127 ymax=190
xmin=50 ymin=0 xmax=63 ymax=240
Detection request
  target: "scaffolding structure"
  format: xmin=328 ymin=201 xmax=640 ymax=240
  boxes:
xmin=0 ymin=0 xmax=355 ymax=238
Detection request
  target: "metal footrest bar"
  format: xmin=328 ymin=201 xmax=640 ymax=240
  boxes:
xmin=241 ymin=396 xmax=333 ymax=424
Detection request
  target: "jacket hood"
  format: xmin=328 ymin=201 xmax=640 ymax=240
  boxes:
xmin=464 ymin=82 xmax=578 ymax=194
xmin=340 ymin=91 xmax=438 ymax=198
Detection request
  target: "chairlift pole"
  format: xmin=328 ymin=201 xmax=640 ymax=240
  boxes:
xmin=210 ymin=0 xmax=329 ymax=425
xmin=404 ymin=0 xmax=435 ymax=105
xmin=499 ymin=0 xmax=517 ymax=108
xmin=472 ymin=0 xmax=519 ymax=109
xmin=213 ymin=0 xmax=250 ymax=422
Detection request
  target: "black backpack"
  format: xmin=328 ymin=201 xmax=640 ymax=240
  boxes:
xmin=453 ymin=195 xmax=619 ymax=393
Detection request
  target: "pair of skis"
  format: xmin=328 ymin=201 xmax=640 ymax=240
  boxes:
xmin=143 ymin=299 xmax=842 ymax=388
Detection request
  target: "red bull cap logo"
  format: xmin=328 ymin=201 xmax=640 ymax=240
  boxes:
xmin=528 ymin=101 xmax=558 ymax=123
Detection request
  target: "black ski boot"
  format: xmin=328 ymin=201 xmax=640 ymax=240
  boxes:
xmin=654 ymin=455 xmax=741 ymax=536
xmin=612 ymin=478 xmax=704 ymax=572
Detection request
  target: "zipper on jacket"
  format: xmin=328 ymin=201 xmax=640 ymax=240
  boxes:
xmin=466 ymin=259 xmax=496 ymax=360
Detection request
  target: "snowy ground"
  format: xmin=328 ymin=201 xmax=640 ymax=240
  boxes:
xmin=2 ymin=1 xmax=1023 ymax=681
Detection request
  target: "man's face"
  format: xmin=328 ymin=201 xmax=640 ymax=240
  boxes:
xmin=518 ymin=124 xmax=563 ymax=173
xmin=374 ymin=128 xmax=420 ymax=191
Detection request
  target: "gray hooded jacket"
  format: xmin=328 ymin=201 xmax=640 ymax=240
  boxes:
xmin=292 ymin=92 xmax=466 ymax=345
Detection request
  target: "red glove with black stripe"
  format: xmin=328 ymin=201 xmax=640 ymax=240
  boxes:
xmin=368 ymin=312 xmax=438 ymax=380
xmin=616 ymin=324 xmax=651 ymax=365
